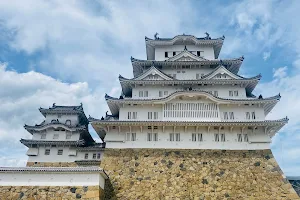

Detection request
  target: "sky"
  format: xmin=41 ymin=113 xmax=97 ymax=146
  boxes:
xmin=0 ymin=0 xmax=299 ymax=175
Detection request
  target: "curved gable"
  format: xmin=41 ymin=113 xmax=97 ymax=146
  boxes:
xmin=134 ymin=66 xmax=174 ymax=81
xmin=202 ymin=66 xmax=243 ymax=80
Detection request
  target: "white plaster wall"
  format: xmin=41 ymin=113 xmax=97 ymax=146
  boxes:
xmin=119 ymin=101 xmax=265 ymax=122
xmin=154 ymin=45 xmax=215 ymax=60
xmin=32 ymin=131 xmax=80 ymax=141
xmin=119 ymin=105 xmax=162 ymax=121
xmin=27 ymin=146 xmax=103 ymax=162
xmin=45 ymin=114 xmax=79 ymax=125
xmin=162 ymin=68 xmax=214 ymax=80
xmin=132 ymin=85 xmax=247 ymax=99
xmin=0 ymin=172 xmax=105 ymax=188
xmin=105 ymin=126 xmax=270 ymax=150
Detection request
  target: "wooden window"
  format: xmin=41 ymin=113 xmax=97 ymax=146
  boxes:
xmin=97 ymin=153 xmax=101 ymax=159
xmin=182 ymin=71 xmax=185 ymax=73
xmin=175 ymin=133 xmax=180 ymax=141
xmin=133 ymin=112 xmax=137 ymax=119
xmin=198 ymin=133 xmax=203 ymax=142
xmin=41 ymin=133 xmax=46 ymax=139
xmin=144 ymin=91 xmax=148 ymax=97
xmin=139 ymin=91 xmax=143 ymax=97
xmin=131 ymin=133 xmax=136 ymax=141
xmin=148 ymin=112 xmax=152 ymax=119
xmin=229 ymin=112 xmax=234 ymax=120
xmin=223 ymin=112 xmax=228 ymax=120
xmin=57 ymin=149 xmax=63 ymax=155
xmin=169 ymin=133 xmax=175 ymax=141
xmin=234 ymin=91 xmax=239 ymax=96
xmin=53 ymin=134 xmax=59 ymax=139
xmin=126 ymin=133 xmax=131 ymax=141
xmin=66 ymin=133 xmax=72 ymax=139
xmin=237 ymin=134 xmax=242 ymax=142
xmin=154 ymin=112 xmax=158 ymax=120
xmin=165 ymin=52 xmax=168 ymax=58
xmin=45 ymin=149 xmax=50 ymax=155
xmin=196 ymin=74 xmax=200 ymax=79
xmin=127 ymin=112 xmax=131 ymax=119
xmin=177 ymin=70 xmax=181 ymax=73
xmin=244 ymin=134 xmax=249 ymax=142
xmin=214 ymin=91 xmax=218 ymax=96
xmin=164 ymin=91 xmax=168 ymax=96
xmin=57 ymin=114 xmax=62 ymax=118
xmin=197 ymin=51 xmax=201 ymax=56
xmin=159 ymin=91 xmax=163 ymax=97
xmin=93 ymin=153 xmax=96 ymax=159
xmin=252 ymin=112 xmax=256 ymax=120
xmin=214 ymin=133 xmax=220 ymax=142
xmin=147 ymin=133 xmax=152 ymax=141
xmin=229 ymin=91 xmax=233 ymax=96
xmin=192 ymin=133 xmax=197 ymax=142
xmin=221 ymin=134 xmax=226 ymax=142
xmin=246 ymin=112 xmax=250 ymax=120
xmin=84 ymin=153 xmax=88 ymax=159
xmin=173 ymin=52 xmax=176 ymax=56
xmin=153 ymin=133 xmax=158 ymax=141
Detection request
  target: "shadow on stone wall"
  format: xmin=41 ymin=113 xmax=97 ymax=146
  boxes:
xmin=104 ymin=179 xmax=117 ymax=200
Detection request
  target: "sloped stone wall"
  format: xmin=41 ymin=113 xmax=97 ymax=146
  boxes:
xmin=101 ymin=149 xmax=299 ymax=200
xmin=0 ymin=185 xmax=104 ymax=200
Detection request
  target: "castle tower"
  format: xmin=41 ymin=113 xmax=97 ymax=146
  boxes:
xmin=22 ymin=103 xmax=104 ymax=167
xmin=90 ymin=34 xmax=298 ymax=199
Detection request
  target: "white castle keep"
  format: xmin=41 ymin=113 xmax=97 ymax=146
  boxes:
xmin=89 ymin=33 xmax=287 ymax=150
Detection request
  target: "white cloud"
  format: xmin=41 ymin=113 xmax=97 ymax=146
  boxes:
xmin=263 ymin=51 xmax=271 ymax=61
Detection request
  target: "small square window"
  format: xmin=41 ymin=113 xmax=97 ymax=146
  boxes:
xmin=93 ymin=153 xmax=96 ymax=159
xmin=57 ymin=149 xmax=63 ymax=155
xmin=97 ymin=153 xmax=101 ymax=159
xmin=84 ymin=153 xmax=88 ymax=159
xmin=164 ymin=91 xmax=168 ymax=96
xmin=159 ymin=91 xmax=163 ymax=97
xmin=45 ymin=149 xmax=50 ymax=155
xmin=66 ymin=133 xmax=72 ymax=139
xmin=41 ymin=133 xmax=46 ymax=139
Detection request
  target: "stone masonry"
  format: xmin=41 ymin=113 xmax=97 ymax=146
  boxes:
xmin=0 ymin=185 xmax=104 ymax=200
xmin=101 ymin=149 xmax=299 ymax=200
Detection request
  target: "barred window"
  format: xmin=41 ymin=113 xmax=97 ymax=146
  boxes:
xmin=214 ymin=133 xmax=220 ymax=142
xmin=45 ymin=149 xmax=50 ymax=155
xmin=57 ymin=149 xmax=63 ymax=155
xmin=237 ymin=134 xmax=243 ymax=142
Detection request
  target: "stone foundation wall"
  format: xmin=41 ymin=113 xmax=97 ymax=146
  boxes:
xmin=26 ymin=162 xmax=78 ymax=167
xmin=0 ymin=185 xmax=104 ymax=200
xmin=101 ymin=149 xmax=299 ymax=200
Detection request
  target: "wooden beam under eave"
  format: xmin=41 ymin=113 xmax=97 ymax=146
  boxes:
xmin=140 ymin=126 xmax=143 ymax=133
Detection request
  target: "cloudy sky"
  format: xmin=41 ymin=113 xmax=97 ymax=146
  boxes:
xmin=0 ymin=0 xmax=300 ymax=175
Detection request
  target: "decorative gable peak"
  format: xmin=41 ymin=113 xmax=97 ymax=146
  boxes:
xmin=202 ymin=66 xmax=243 ymax=80
xmin=135 ymin=66 xmax=174 ymax=81
xmin=167 ymin=50 xmax=208 ymax=62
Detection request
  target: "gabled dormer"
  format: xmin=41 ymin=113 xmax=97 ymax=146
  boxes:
xmin=202 ymin=66 xmax=259 ymax=80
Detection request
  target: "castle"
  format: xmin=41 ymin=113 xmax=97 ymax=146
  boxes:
xmin=0 ymin=33 xmax=299 ymax=199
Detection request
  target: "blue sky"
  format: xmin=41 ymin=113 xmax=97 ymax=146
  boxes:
xmin=0 ymin=0 xmax=300 ymax=175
